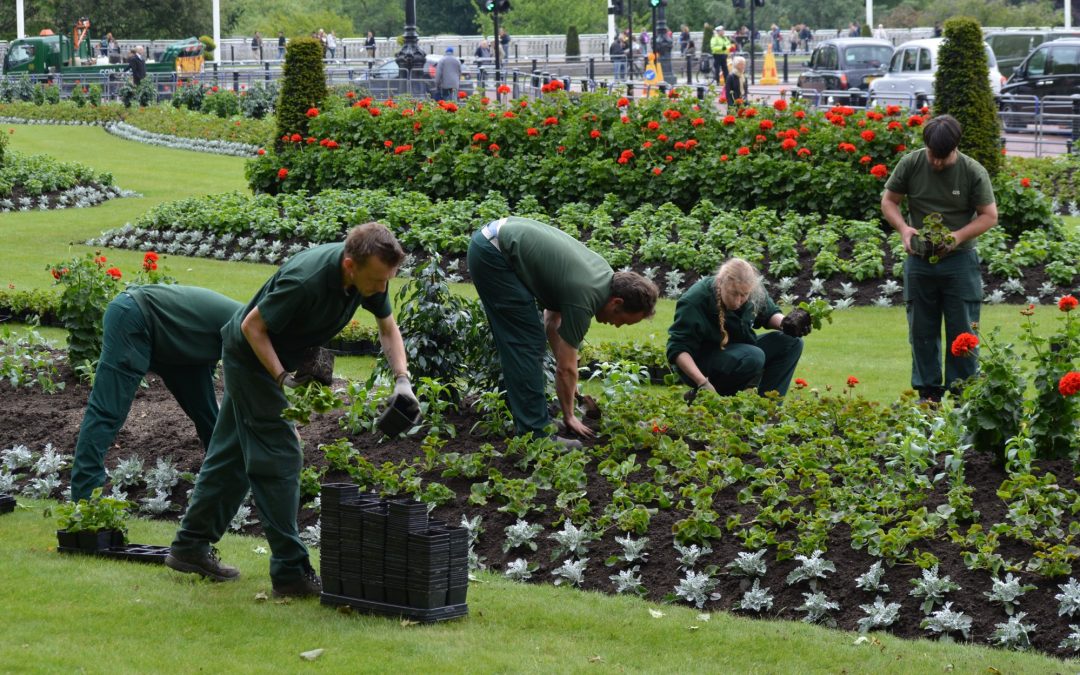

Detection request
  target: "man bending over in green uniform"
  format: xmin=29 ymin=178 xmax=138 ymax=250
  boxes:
xmin=467 ymin=217 xmax=659 ymax=442
xmin=881 ymin=115 xmax=997 ymax=402
xmin=167 ymin=223 xmax=415 ymax=598
xmin=70 ymin=285 xmax=241 ymax=502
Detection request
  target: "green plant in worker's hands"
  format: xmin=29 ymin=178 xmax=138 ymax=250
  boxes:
xmin=796 ymin=298 xmax=834 ymax=331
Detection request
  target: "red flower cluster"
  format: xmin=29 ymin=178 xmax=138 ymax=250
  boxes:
xmin=617 ymin=149 xmax=635 ymax=164
xmin=691 ymin=117 xmax=705 ymax=127
xmin=1020 ymin=177 xmax=1031 ymax=188
xmin=1060 ymin=295 xmax=1078 ymax=312
xmin=319 ymin=139 xmax=338 ymax=149
xmin=277 ymin=168 xmax=288 ymax=180
xmin=759 ymin=119 xmax=774 ymax=131
xmin=662 ymin=109 xmax=682 ymax=120
xmin=860 ymin=155 xmax=872 ymax=165
xmin=354 ymin=96 xmax=374 ymax=108
xmin=497 ymin=84 xmax=511 ymax=95
xmin=540 ymin=80 xmax=565 ymax=94
xmin=458 ymin=91 xmax=468 ymax=99
xmin=394 ymin=144 xmax=413 ymax=155
xmin=887 ymin=121 xmax=902 ymax=131
xmin=773 ymin=99 xmax=788 ymax=112
xmin=907 ymin=115 xmax=924 ymax=127
xmin=860 ymin=130 xmax=875 ymax=142
xmin=797 ymin=147 xmax=811 ymax=157
xmin=895 ymin=144 xmax=907 ymax=153
xmin=781 ymin=138 xmax=797 ymax=151
xmin=105 ymin=267 xmax=122 ymax=280
xmin=590 ymin=129 xmax=601 ymax=139
xmin=885 ymin=104 xmax=901 ymax=116
xmin=870 ymin=164 xmax=888 ymax=179
xmin=794 ymin=110 xmax=806 ymax=120
xmin=472 ymin=132 xmax=488 ymax=143
xmin=652 ymin=167 xmax=662 ymax=175
xmin=436 ymin=101 xmax=458 ymax=113
xmin=543 ymin=116 xmax=559 ymax=126
xmin=794 ymin=378 xmax=808 ymax=388
xmin=1060 ymin=372 xmax=1080 ymax=397
xmin=722 ymin=115 xmax=736 ymax=126
xmin=737 ymin=146 xmax=750 ymax=156
xmin=488 ymin=143 xmax=500 ymax=153
xmin=142 ymin=251 xmax=159 ymax=272
xmin=846 ymin=376 xmax=859 ymax=388
xmin=950 ymin=332 xmax=979 ymax=357
xmin=646 ymin=120 xmax=660 ymax=131
xmin=305 ymin=107 xmax=319 ymax=118
xmin=838 ymin=142 xmax=857 ymax=153
xmin=617 ymin=97 xmax=630 ymax=108
xmin=368 ymin=107 xmax=381 ymax=117
xmin=865 ymin=111 xmax=884 ymax=121
xmin=257 ymin=148 xmax=266 ymax=155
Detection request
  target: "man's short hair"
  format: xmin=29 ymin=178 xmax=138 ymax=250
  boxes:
xmin=610 ymin=271 xmax=659 ymax=317
xmin=345 ymin=222 xmax=405 ymax=268
xmin=922 ymin=115 xmax=962 ymax=157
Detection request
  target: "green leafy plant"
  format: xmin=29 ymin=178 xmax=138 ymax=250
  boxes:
xmin=47 ymin=252 xmax=122 ymax=374
xmin=54 ymin=487 xmax=131 ymax=538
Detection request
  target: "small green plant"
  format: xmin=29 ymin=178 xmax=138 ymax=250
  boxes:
xmin=54 ymin=487 xmax=132 ymax=537
xmin=913 ymin=212 xmax=956 ymax=264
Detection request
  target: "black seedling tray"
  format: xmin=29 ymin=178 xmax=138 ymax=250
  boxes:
xmin=0 ymin=494 xmax=15 ymax=514
xmin=58 ymin=543 xmax=169 ymax=564
xmin=321 ymin=592 xmax=467 ymax=623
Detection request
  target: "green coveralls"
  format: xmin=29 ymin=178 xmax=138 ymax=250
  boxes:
xmin=466 ymin=217 xmax=612 ymax=436
xmin=885 ymin=149 xmax=996 ymax=398
xmin=171 ymin=244 xmax=390 ymax=585
xmin=70 ymin=285 xmax=241 ymax=502
xmin=667 ymin=277 xmax=803 ymax=396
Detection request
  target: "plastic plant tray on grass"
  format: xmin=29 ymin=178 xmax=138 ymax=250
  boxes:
xmin=57 ymin=540 xmax=170 ymax=565
xmin=0 ymin=494 xmax=15 ymax=514
xmin=320 ymin=592 xmax=468 ymax=623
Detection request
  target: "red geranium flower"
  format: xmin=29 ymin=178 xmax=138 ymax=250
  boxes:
xmin=657 ymin=134 xmax=668 ymax=142
xmin=794 ymin=377 xmax=808 ymax=388
xmin=394 ymin=144 xmax=412 ymax=154
xmin=106 ymin=267 xmax=122 ymax=280
xmin=846 ymin=376 xmax=859 ymax=388
xmin=369 ymin=107 xmax=381 ymax=116
xmin=472 ymin=132 xmax=488 ymax=143
xmin=306 ymin=136 xmax=316 ymax=144
xmin=794 ymin=110 xmax=806 ymax=119
xmin=950 ymin=332 xmax=979 ymax=357
xmin=257 ymin=148 xmax=265 ymax=155
xmin=887 ymin=121 xmax=902 ymax=131
xmin=759 ymin=119 xmax=774 ymax=131
xmin=652 ymin=167 xmax=662 ymax=175
xmin=737 ymin=146 xmax=750 ymax=156
xmin=838 ymin=142 xmax=857 ymax=153
xmin=861 ymin=130 xmax=875 ymax=142
xmin=1060 ymin=295 xmax=1078 ymax=312
xmin=290 ymin=133 xmax=302 ymax=143
xmin=590 ymin=129 xmax=601 ymax=139
xmin=860 ymin=155 xmax=872 ymax=164
xmin=1021 ymin=177 xmax=1031 ymax=188
xmin=211 ymin=85 xmax=219 ymax=92
xmin=773 ymin=99 xmax=788 ymax=112
xmin=781 ymin=138 xmax=797 ymax=151
xmin=384 ymin=140 xmax=394 ymax=148
xmin=797 ymin=147 xmax=811 ymax=157
xmin=305 ymin=107 xmax=319 ymax=118
xmin=642 ymin=141 xmax=653 ymax=149
xmin=458 ymin=91 xmax=468 ymax=99
xmin=620 ymin=115 xmax=630 ymax=124
xmin=488 ymin=143 xmax=500 ymax=153
xmin=755 ymin=134 xmax=767 ymax=143
xmin=1060 ymin=372 xmax=1080 ymax=397
xmin=617 ymin=97 xmax=630 ymax=107
xmin=673 ymin=141 xmax=686 ymax=150
xmin=277 ymin=168 xmax=288 ymax=180
xmin=886 ymin=104 xmax=901 ymax=116
xmin=691 ymin=117 xmax=705 ymax=127
xmin=907 ymin=115 xmax=924 ymax=127
xmin=720 ymin=154 xmax=729 ymax=161
xmin=665 ymin=155 xmax=674 ymax=161
xmin=346 ymin=91 xmax=356 ymax=99
xmin=543 ymin=116 xmax=559 ymax=126
xmin=722 ymin=115 xmax=736 ymax=126
xmin=647 ymin=120 xmax=660 ymax=131
xmin=895 ymin=144 xmax=906 ymax=153
xmin=663 ymin=109 xmax=682 ymax=120
xmin=526 ymin=127 xmax=539 ymax=136
xmin=870 ymin=164 xmax=889 ymax=179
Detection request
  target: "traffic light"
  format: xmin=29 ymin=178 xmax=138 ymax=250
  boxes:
xmin=485 ymin=0 xmax=511 ymax=11
xmin=732 ymin=0 xmax=746 ymax=7
xmin=610 ymin=0 xmax=624 ymax=14
xmin=649 ymin=0 xmax=668 ymax=6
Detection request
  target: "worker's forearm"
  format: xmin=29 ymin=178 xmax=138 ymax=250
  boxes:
xmin=241 ymin=313 xmax=285 ymax=381
xmin=674 ymin=352 xmax=708 ymax=387
xmin=377 ymin=317 xmax=410 ymax=379
xmin=555 ymin=364 xmax=578 ymax=420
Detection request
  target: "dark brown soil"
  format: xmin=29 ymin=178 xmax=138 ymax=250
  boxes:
xmin=2 ymin=363 xmax=1079 ymax=659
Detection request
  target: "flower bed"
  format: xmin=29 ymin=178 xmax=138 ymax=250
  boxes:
xmin=90 ymin=185 xmax=1080 ymax=304
xmin=3 ymin=351 xmax=1080 ymax=656
xmin=245 ymin=91 xmax=1034 ymax=224
xmin=104 ymin=121 xmax=259 ymax=157
xmin=0 ymin=150 xmax=130 ymax=213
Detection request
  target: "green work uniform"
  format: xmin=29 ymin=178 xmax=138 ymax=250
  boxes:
xmin=466 ymin=217 xmax=613 ymax=435
xmin=667 ymin=277 xmax=803 ymax=395
xmin=172 ymin=243 xmax=390 ymax=585
xmin=886 ymin=149 xmax=995 ymax=398
xmin=70 ymin=285 xmax=241 ymax=502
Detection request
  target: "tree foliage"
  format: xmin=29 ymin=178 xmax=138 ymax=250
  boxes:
xmin=417 ymin=0 xmax=481 ymax=36
xmin=934 ymin=16 xmax=1002 ymax=177
xmin=882 ymin=0 xmax=1057 ymax=30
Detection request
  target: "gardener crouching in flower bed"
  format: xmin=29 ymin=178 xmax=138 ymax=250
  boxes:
xmin=880 ymin=114 xmax=998 ymax=403
xmin=71 ymin=284 xmax=242 ymax=502
xmin=167 ymin=223 xmax=416 ymax=598
xmin=667 ymin=258 xmax=811 ymax=401
xmin=467 ymin=217 xmax=659 ymax=446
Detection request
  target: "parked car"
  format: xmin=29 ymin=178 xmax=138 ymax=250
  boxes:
xmin=985 ymin=29 xmax=1080 ymax=77
xmin=999 ymin=38 xmax=1080 ymax=130
xmin=796 ymin=38 xmax=894 ymax=103
xmin=868 ymin=38 xmax=1005 ymax=107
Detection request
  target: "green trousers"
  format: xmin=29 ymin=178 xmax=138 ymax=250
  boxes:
xmin=903 ymin=249 xmax=983 ymax=397
xmin=171 ymin=351 xmax=308 ymax=584
xmin=71 ymin=293 xmax=218 ymax=502
xmin=467 ymin=230 xmax=551 ymax=436
xmin=679 ymin=331 xmax=803 ymax=396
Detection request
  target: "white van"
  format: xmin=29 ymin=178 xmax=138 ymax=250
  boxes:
xmin=868 ymin=38 xmax=1005 ymax=106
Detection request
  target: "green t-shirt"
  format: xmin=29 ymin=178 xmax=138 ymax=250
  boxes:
xmin=127 ymin=285 xmax=242 ymax=366
xmin=223 ymin=243 xmax=391 ymax=369
xmin=666 ymin=277 xmax=781 ymax=364
xmin=496 ymin=216 xmax=613 ymax=349
xmin=884 ymin=149 xmax=996 ymax=250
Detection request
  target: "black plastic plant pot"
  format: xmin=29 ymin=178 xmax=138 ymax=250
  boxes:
xmin=377 ymin=394 xmax=421 ymax=438
xmin=384 ymin=586 xmax=408 ymax=606
xmin=324 ymin=577 xmax=344 ymax=596
xmin=0 ymin=494 xmax=15 ymax=514
xmin=56 ymin=529 xmax=79 ymax=550
xmin=77 ymin=529 xmax=117 ymax=552
xmin=447 ymin=586 xmax=468 ymax=605
xmin=363 ymin=582 xmax=386 ymax=603
xmin=408 ymin=589 xmax=448 ymax=610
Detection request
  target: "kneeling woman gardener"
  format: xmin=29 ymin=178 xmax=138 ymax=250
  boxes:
xmin=667 ymin=258 xmax=811 ymax=399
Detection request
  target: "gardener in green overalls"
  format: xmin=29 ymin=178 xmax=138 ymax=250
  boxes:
xmin=881 ymin=114 xmax=998 ymax=402
xmin=167 ymin=223 xmax=415 ymax=597
xmin=667 ymin=258 xmax=810 ymax=399
xmin=70 ymin=285 xmax=241 ymax=502
xmin=466 ymin=217 xmax=659 ymax=442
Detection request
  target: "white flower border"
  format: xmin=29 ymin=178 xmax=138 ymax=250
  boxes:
xmin=104 ymin=121 xmax=259 ymax=157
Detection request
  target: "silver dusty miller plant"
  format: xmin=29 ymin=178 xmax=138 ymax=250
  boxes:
xmin=1055 ymin=578 xmax=1080 ymax=617
xmin=552 ymin=558 xmax=589 ymax=587
xmin=984 ymin=573 xmax=1035 ymax=616
xmin=786 ymin=550 xmax=835 ymax=590
xmin=736 ymin=579 xmax=774 ymax=613
xmin=674 ymin=543 xmax=712 ymax=571
xmin=857 ymin=596 xmax=902 ymax=633
xmin=921 ymin=602 xmax=973 ymax=641
xmin=855 ymin=560 xmax=890 ymax=593
xmin=990 ymin=613 xmax=1035 ymax=651
xmin=503 ymin=519 xmax=543 ymax=553
xmin=726 ymin=550 xmax=767 ymax=578
xmin=549 ymin=520 xmax=595 ymax=559
xmin=611 ymin=535 xmax=649 ymax=564
xmin=609 ymin=566 xmax=646 ymax=595
xmin=504 ymin=558 xmax=536 ymax=582
xmin=797 ymin=591 xmax=839 ymax=625
xmin=909 ymin=565 xmax=960 ymax=614
xmin=109 ymin=456 xmax=145 ymax=488
xmin=673 ymin=570 xmax=721 ymax=609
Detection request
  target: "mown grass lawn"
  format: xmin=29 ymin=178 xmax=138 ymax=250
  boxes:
xmin=1 ymin=503 xmax=1071 ymax=673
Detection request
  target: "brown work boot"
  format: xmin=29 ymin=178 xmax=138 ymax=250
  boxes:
xmin=272 ymin=563 xmax=322 ymax=598
xmin=165 ymin=547 xmax=240 ymax=582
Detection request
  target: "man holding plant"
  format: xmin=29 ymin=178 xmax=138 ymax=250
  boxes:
xmin=467 ymin=217 xmax=659 ymax=443
xmin=71 ymin=284 xmax=242 ymax=502
xmin=881 ymin=114 xmax=998 ymax=402
xmin=667 ymin=258 xmax=811 ymax=400
xmin=167 ymin=223 xmax=417 ymax=598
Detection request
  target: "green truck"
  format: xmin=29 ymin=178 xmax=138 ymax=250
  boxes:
xmin=2 ymin=34 xmax=203 ymax=76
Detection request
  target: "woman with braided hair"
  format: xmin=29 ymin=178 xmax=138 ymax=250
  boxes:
xmin=666 ymin=258 xmax=811 ymax=400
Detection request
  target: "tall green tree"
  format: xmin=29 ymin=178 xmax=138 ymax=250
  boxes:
xmin=934 ymin=16 xmax=1002 ymax=176
xmin=418 ymin=0 xmax=480 ymax=36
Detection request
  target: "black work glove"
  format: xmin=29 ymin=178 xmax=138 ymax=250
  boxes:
xmin=781 ymin=308 xmax=812 ymax=338
xmin=276 ymin=371 xmax=313 ymax=388
xmin=683 ymin=380 xmax=716 ymax=405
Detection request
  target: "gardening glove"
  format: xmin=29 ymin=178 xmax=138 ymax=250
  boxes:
xmin=683 ymin=379 xmax=716 ymax=405
xmin=293 ymin=346 xmax=335 ymax=386
xmin=276 ymin=370 xmax=312 ymax=388
xmin=780 ymin=308 xmax=813 ymax=337
xmin=392 ymin=375 xmax=420 ymax=417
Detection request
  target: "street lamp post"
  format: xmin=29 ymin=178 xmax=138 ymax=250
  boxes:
xmin=395 ymin=0 xmax=427 ymax=77
xmin=653 ymin=2 xmax=675 ymax=84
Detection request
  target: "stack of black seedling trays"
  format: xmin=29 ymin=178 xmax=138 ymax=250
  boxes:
xmin=319 ymin=483 xmax=469 ymax=622
xmin=319 ymin=483 xmax=358 ymax=596
xmin=0 ymin=493 xmax=15 ymax=514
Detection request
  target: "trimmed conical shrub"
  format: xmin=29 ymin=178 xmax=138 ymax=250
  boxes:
xmin=566 ymin=26 xmax=580 ymax=63
xmin=933 ymin=17 xmax=1002 ymax=176
xmin=275 ymin=37 xmax=327 ymax=147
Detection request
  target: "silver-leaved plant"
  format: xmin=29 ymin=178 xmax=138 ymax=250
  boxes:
xmin=726 ymin=550 xmax=767 ymax=578
xmin=504 ymin=558 xmax=536 ymax=582
xmin=984 ymin=573 xmax=1035 ymax=616
xmin=909 ymin=565 xmax=960 ymax=614
xmin=673 ymin=570 xmax=721 ymax=609
xmin=674 ymin=543 xmax=712 ymax=571
xmin=736 ymin=579 xmax=774 ymax=613
xmin=612 ymin=535 xmax=649 ymax=564
xmin=609 ymin=566 xmax=645 ymax=595
xmin=1059 ymin=625 xmax=1080 ymax=652
xmin=549 ymin=520 xmax=595 ymax=559
xmin=109 ymin=456 xmax=144 ymax=488
xmin=857 ymin=596 xmax=902 ymax=633
xmin=855 ymin=560 xmax=889 ymax=593
xmin=798 ymin=591 xmax=839 ymax=625
xmin=921 ymin=602 xmax=973 ymax=641
xmin=503 ymin=519 xmax=543 ymax=553
xmin=990 ymin=612 xmax=1035 ymax=650
xmin=552 ymin=558 xmax=589 ymax=587
xmin=1055 ymin=578 xmax=1080 ymax=617
xmin=460 ymin=514 xmax=483 ymax=546
xmin=786 ymin=550 xmax=836 ymax=589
